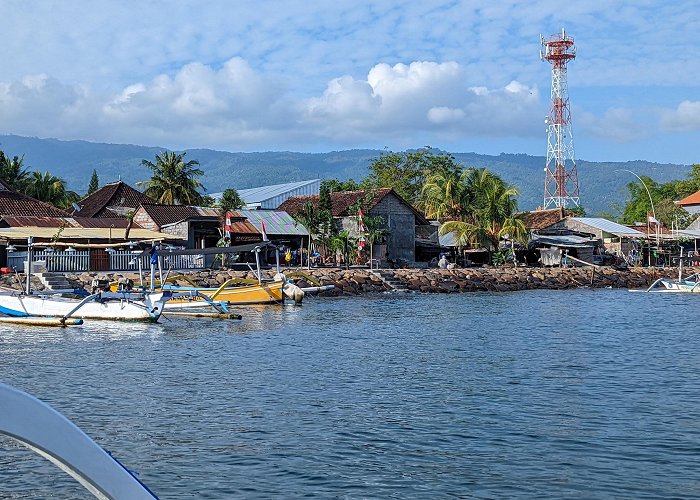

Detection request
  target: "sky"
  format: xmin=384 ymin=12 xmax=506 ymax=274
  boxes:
xmin=0 ymin=0 xmax=698 ymax=164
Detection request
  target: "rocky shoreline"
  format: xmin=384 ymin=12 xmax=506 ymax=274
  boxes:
xmin=1 ymin=266 xmax=688 ymax=295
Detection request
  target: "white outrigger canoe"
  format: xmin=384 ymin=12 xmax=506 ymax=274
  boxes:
xmin=0 ymin=383 xmax=158 ymax=499
xmin=639 ymin=273 xmax=700 ymax=293
xmin=0 ymin=290 xmax=172 ymax=322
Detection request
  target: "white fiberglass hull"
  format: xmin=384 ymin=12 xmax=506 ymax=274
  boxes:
xmin=0 ymin=292 xmax=169 ymax=321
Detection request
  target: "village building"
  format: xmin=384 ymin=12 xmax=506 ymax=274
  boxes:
xmin=516 ymin=208 xmax=595 ymax=265
xmin=0 ymin=179 xmax=171 ymax=271
xmin=71 ymin=180 xmax=155 ymax=218
xmin=228 ymin=209 xmax=307 ymax=245
xmin=0 ymin=178 xmax=69 ymax=218
xmin=545 ymin=217 xmax=645 ymax=261
xmin=132 ymin=203 xmax=222 ymax=249
xmin=676 ymin=190 xmax=700 ymax=216
xmin=278 ymin=188 xmax=430 ymax=266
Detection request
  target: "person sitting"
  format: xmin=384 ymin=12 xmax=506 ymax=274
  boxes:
xmin=438 ymin=254 xmax=448 ymax=269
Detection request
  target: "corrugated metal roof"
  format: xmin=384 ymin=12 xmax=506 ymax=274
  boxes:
xmin=233 ymin=209 xmax=308 ymax=236
xmin=211 ymin=180 xmax=320 ymax=208
xmin=570 ymin=218 xmax=645 ymax=237
xmin=238 ymin=180 xmax=320 ymax=203
xmin=530 ymin=234 xmax=597 ymax=248
xmin=194 ymin=206 xmax=221 ymax=217
xmin=677 ymin=229 xmax=700 ymax=239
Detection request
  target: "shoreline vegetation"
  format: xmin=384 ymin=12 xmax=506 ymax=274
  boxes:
xmin=2 ymin=266 xmax=687 ymax=296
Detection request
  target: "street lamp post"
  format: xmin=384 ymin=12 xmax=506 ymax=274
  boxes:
xmin=617 ymin=169 xmax=658 ymax=266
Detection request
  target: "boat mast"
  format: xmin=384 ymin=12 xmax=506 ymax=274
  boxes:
xmin=25 ymin=237 xmax=33 ymax=295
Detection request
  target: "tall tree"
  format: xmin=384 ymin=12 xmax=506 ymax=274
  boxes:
xmin=218 ymin=188 xmax=245 ymax=213
xmin=0 ymin=151 xmax=31 ymax=192
xmin=291 ymin=201 xmax=322 ymax=269
xmin=317 ymin=182 xmax=335 ymax=237
xmin=320 ymin=178 xmax=360 ymax=193
xmin=619 ymin=168 xmax=700 ymax=228
xmin=419 ymin=168 xmax=472 ymax=222
xmin=362 ymin=147 xmax=461 ymax=204
xmin=433 ymin=168 xmax=526 ymax=260
xmin=139 ymin=151 xmax=205 ymax=205
xmin=25 ymin=171 xmax=80 ymax=208
xmin=87 ymin=169 xmax=99 ymax=195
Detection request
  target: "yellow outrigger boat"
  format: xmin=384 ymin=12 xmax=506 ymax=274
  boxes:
xmin=161 ymin=274 xmax=285 ymax=306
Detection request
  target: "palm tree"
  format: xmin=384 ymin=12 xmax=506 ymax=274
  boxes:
xmin=419 ymin=168 xmax=471 ymax=222
xmin=25 ymin=171 xmax=80 ymax=208
xmin=0 ymin=152 xmax=31 ymax=192
xmin=139 ymin=151 xmax=205 ymax=205
xmin=434 ymin=168 xmax=526 ymax=263
xmin=292 ymin=201 xmax=321 ymax=269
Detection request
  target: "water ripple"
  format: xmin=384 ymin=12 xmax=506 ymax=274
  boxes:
xmin=1 ymin=290 xmax=699 ymax=498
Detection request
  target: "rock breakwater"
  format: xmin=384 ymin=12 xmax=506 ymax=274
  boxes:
xmin=1 ymin=266 xmax=686 ymax=295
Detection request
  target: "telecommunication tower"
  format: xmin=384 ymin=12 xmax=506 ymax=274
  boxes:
xmin=540 ymin=29 xmax=579 ymax=208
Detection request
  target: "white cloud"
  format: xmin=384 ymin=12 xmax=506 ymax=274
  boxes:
xmin=577 ymin=107 xmax=651 ymax=143
xmin=428 ymin=107 xmax=466 ymax=124
xmin=659 ymin=101 xmax=700 ymax=132
xmin=303 ymin=62 xmax=541 ymax=141
xmin=0 ymin=57 xmax=545 ymax=151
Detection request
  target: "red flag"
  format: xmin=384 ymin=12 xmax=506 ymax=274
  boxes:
xmin=261 ymin=220 xmax=269 ymax=241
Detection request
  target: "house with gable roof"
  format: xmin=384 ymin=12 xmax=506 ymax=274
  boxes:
xmin=0 ymin=179 xmax=173 ymax=271
xmin=71 ymin=180 xmax=155 ymax=218
xmin=278 ymin=188 xmax=430 ymax=266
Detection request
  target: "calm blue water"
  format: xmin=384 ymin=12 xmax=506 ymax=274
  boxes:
xmin=1 ymin=289 xmax=699 ymax=499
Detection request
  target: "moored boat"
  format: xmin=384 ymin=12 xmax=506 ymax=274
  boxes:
xmin=0 ymin=290 xmax=172 ymax=322
xmin=162 ymin=277 xmax=285 ymax=306
xmin=641 ymin=273 xmax=700 ymax=293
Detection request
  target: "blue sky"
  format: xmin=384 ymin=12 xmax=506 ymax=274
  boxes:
xmin=0 ymin=0 xmax=698 ymax=164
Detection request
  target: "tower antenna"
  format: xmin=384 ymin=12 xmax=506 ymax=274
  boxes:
xmin=541 ymin=29 xmax=579 ymax=208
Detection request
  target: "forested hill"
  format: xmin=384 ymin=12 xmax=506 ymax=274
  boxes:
xmin=0 ymin=134 xmax=690 ymax=216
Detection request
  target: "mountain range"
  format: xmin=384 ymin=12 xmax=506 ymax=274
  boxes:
xmin=0 ymin=134 xmax=691 ymax=216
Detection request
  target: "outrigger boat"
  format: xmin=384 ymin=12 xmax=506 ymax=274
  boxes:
xmin=1 ymin=383 xmax=158 ymax=499
xmin=636 ymin=249 xmax=700 ymax=293
xmin=0 ymin=288 xmax=172 ymax=322
xmin=0 ymin=239 xmax=228 ymax=323
xmin=643 ymin=273 xmax=700 ymax=293
xmin=113 ymin=241 xmax=303 ymax=308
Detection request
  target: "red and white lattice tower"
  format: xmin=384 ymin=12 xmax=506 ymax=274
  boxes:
xmin=540 ymin=29 xmax=579 ymax=208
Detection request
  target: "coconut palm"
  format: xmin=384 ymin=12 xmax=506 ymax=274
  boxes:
xmin=291 ymin=201 xmax=322 ymax=269
xmin=419 ymin=168 xmax=472 ymax=222
xmin=25 ymin=171 xmax=80 ymax=208
xmin=363 ymin=213 xmax=389 ymax=267
xmin=0 ymin=152 xmax=31 ymax=192
xmin=139 ymin=151 xmax=205 ymax=205
xmin=436 ymin=168 xmax=526 ymax=261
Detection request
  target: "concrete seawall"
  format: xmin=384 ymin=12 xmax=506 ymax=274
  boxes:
xmin=3 ymin=266 xmax=688 ymax=295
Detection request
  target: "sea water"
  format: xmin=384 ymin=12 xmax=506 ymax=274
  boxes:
xmin=1 ymin=289 xmax=699 ymax=498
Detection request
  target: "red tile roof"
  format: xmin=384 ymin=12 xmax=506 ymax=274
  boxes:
xmin=627 ymin=224 xmax=671 ymax=235
xmin=677 ymin=190 xmax=700 ymax=206
xmin=73 ymin=181 xmax=155 ymax=218
xmin=138 ymin=203 xmax=220 ymax=228
xmin=277 ymin=188 xmax=430 ymax=224
xmin=0 ymin=188 xmax=70 ymax=218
